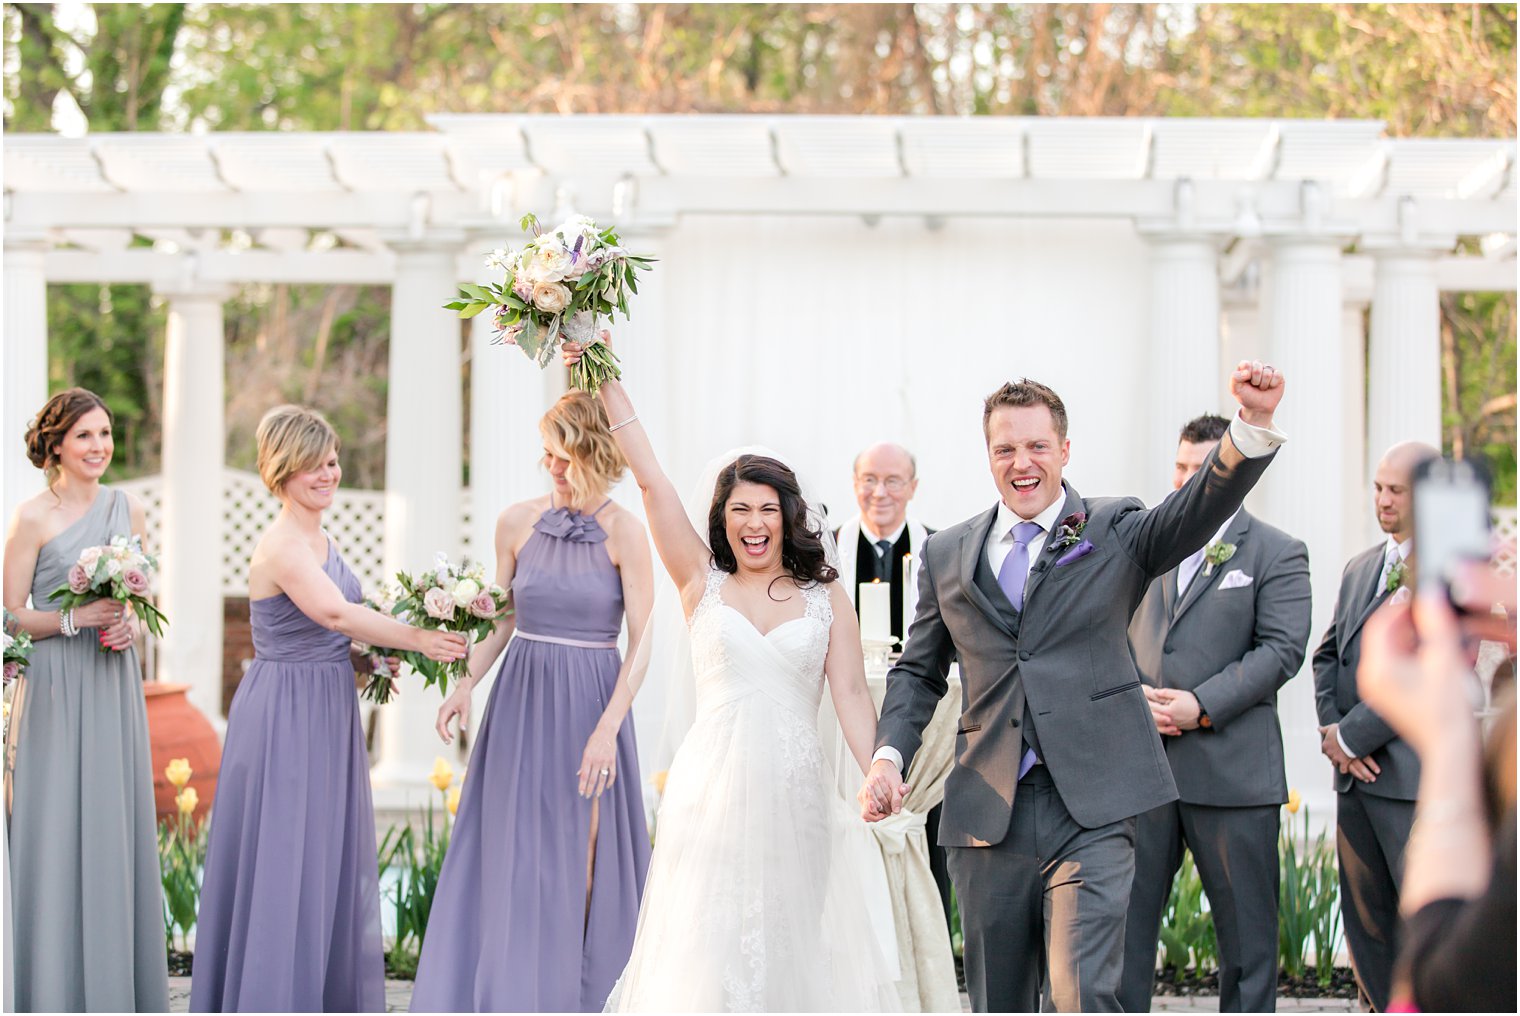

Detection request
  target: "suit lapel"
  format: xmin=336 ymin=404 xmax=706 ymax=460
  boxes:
xmin=960 ymin=505 xmax=1015 ymax=638
xmin=1340 ymin=548 xmax=1390 ymax=652
xmin=1021 ymin=483 xmax=1084 ymax=611
xmin=1171 ymin=511 xmax=1252 ymax=625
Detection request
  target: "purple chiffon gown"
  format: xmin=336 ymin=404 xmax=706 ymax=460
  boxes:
xmin=409 ymin=502 xmax=650 ymax=1012
xmin=190 ymin=539 xmax=384 ymax=1012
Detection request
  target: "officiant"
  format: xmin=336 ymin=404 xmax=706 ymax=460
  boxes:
xmin=836 ymin=442 xmax=951 ymax=932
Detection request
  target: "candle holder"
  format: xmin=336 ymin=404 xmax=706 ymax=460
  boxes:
xmin=860 ymin=637 xmax=895 ymax=671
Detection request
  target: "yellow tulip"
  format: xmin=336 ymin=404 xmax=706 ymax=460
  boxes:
xmin=176 ymin=786 xmax=199 ymax=815
xmin=446 ymin=785 xmax=462 ymax=816
xmin=1286 ymin=788 xmax=1302 ymax=814
xmin=428 ymin=756 xmax=455 ymax=792
xmin=165 ymin=757 xmax=193 ymax=789
xmin=653 ymin=770 xmax=669 ymax=797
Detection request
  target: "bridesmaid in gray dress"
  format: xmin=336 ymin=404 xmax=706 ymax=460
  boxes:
xmin=2 ymin=388 xmax=169 ymax=1012
xmin=189 ymin=405 xmax=467 ymax=1012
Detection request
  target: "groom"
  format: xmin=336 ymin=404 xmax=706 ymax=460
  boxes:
xmin=861 ymin=362 xmax=1286 ymax=1012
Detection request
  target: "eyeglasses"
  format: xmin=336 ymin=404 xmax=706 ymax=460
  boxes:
xmin=855 ymin=475 xmax=910 ymax=494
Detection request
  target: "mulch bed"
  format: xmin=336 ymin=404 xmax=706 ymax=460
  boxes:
xmin=1153 ymin=964 xmax=1360 ymax=999
xmin=167 ymin=950 xmax=194 ymax=977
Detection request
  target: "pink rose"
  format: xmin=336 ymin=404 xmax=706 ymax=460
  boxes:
xmin=67 ymin=564 xmax=90 ymax=594
xmin=423 ymin=587 xmax=456 ymax=621
xmin=468 ymin=592 xmax=499 ymax=620
xmin=3 ymin=661 xmax=19 ymax=683
xmin=123 ymin=569 xmax=150 ymax=595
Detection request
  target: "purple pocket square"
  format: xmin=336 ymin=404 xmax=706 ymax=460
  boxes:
xmin=1054 ymin=539 xmax=1095 ymax=567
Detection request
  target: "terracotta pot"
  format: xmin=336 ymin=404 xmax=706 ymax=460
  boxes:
xmin=144 ymin=682 xmax=221 ymax=825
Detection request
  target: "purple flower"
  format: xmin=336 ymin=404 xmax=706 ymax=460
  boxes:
xmin=67 ymin=564 xmax=90 ymax=595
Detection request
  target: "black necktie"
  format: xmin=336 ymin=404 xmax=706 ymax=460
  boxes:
xmin=874 ymin=539 xmax=893 ymax=581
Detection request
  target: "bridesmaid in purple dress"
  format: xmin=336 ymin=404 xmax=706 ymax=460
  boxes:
xmin=411 ymin=391 xmax=653 ymax=1012
xmin=190 ymin=406 xmax=467 ymax=1013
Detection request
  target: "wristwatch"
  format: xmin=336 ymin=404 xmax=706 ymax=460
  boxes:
xmin=1198 ymin=706 xmax=1213 ymax=729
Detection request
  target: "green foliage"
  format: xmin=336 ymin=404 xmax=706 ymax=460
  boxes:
xmin=376 ymin=791 xmax=454 ymax=974
xmin=1158 ymin=850 xmax=1220 ymax=973
xmin=157 ymin=805 xmax=209 ymax=954
xmin=1279 ymin=806 xmax=1342 ymax=987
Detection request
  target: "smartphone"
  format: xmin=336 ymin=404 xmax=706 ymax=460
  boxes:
xmin=1411 ymin=456 xmax=1492 ymax=602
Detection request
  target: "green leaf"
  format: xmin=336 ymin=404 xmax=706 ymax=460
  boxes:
xmin=519 ymin=212 xmax=540 ymax=235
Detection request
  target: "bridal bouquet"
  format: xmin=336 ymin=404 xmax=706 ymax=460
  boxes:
xmin=49 ymin=535 xmax=168 ymax=648
xmin=445 ymin=213 xmax=654 ymax=392
xmin=358 ymin=555 xmax=509 ymax=702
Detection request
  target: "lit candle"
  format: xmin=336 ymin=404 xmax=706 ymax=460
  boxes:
xmin=901 ymin=553 xmax=913 ymax=640
xmin=859 ymin=580 xmax=891 ymax=642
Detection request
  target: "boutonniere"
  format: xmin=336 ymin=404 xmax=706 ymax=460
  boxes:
xmin=1385 ymin=559 xmax=1408 ymax=595
xmin=1050 ymin=512 xmax=1088 ymax=553
xmin=1202 ymin=540 xmax=1237 ymax=577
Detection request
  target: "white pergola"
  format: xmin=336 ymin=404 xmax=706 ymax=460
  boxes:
xmin=4 ymin=114 xmax=1515 ymax=809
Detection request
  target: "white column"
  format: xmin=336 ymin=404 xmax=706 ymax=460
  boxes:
xmin=372 ymin=235 xmax=466 ymax=801
xmin=1367 ymin=248 xmax=1443 ymax=471
xmin=4 ymin=235 xmax=51 ymax=528
xmin=1143 ymin=234 xmax=1221 ymax=505
xmin=1261 ymin=236 xmax=1346 ymax=826
xmin=157 ymin=282 xmax=231 ymax=721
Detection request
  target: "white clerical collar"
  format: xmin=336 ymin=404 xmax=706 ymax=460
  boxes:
xmin=861 ymin=519 xmax=908 ymax=546
xmin=995 ymin=492 xmax=1068 ymax=541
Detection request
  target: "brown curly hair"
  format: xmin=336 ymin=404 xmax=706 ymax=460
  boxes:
xmin=24 ymin=388 xmax=113 ymax=486
xmin=540 ymin=391 xmax=626 ymax=507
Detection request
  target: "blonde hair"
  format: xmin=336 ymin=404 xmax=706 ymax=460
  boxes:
xmin=540 ymin=391 xmax=626 ymax=507
xmin=256 ymin=405 xmax=340 ymax=494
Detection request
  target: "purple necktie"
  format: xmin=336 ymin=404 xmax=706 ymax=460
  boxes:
xmin=996 ymin=521 xmax=1043 ymax=612
xmin=997 ymin=520 xmax=1044 ymax=780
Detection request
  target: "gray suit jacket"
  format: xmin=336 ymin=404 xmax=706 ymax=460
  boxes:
xmin=877 ymin=441 xmax=1276 ymax=845
xmin=1312 ymin=544 xmax=1421 ymax=800
xmin=1127 ymin=510 xmax=1312 ymax=807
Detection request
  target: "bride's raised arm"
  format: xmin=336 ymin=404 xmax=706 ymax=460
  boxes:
xmin=563 ymin=338 xmax=710 ymax=604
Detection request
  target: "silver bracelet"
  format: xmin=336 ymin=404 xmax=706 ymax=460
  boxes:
xmin=59 ymin=608 xmax=78 ymax=638
xmin=608 ymin=413 xmax=639 ymax=433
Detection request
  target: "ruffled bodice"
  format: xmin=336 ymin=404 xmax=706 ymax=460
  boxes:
xmin=512 ymin=504 xmax=623 ymax=643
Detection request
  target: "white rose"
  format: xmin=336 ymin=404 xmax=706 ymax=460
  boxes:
xmin=79 ymin=546 xmax=103 ymax=573
xmin=105 ymin=557 xmax=124 ymax=578
xmin=525 ymin=244 xmax=573 ymax=284
xmin=555 ymin=214 xmax=598 ymax=239
xmin=532 ymin=282 xmax=572 ymax=315
xmin=451 ymin=578 xmax=481 ymax=609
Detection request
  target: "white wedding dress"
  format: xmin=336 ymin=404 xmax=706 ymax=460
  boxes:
xmin=606 ymin=565 xmax=900 ymax=1012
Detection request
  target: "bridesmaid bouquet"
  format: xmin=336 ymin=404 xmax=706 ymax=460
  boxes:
xmin=3 ymin=610 xmax=32 ymax=684
xmin=358 ymin=556 xmax=509 ymax=703
xmin=445 ymin=213 xmax=655 ymax=392
xmin=356 ymin=585 xmax=404 ymax=705
xmin=49 ymin=535 xmax=168 ymax=648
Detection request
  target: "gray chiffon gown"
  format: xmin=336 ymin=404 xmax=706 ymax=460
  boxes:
xmin=4 ymin=487 xmax=170 ymax=1012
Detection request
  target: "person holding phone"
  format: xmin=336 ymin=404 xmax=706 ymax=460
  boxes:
xmin=1311 ymin=440 xmax=1438 ymax=1011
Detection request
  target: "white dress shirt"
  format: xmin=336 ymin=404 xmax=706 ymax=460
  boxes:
xmin=861 ymin=520 xmax=908 ymax=561
xmin=1178 ymin=510 xmax=1241 ymax=596
xmin=871 ymin=412 xmax=1287 ymax=774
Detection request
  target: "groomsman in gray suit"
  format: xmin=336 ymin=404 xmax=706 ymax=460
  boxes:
xmin=1118 ymin=413 xmax=1313 ymax=1012
xmin=860 ymin=362 xmax=1287 ymax=1012
xmin=1313 ymin=440 xmax=1438 ymax=1012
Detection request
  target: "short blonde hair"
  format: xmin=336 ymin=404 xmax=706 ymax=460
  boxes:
xmin=540 ymin=391 xmax=626 ymax=507
xmin=256 ymin=405 xmax=340 ymax=494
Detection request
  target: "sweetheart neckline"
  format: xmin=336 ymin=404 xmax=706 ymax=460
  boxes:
xmin=715 ymin=603 xmax=821 ymax=641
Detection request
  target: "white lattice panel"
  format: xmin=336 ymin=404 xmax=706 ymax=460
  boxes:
xmin=1494 ymin=507 xmax=1517 ymax=576
xmin=117 ymin=471 xmax=472 ymax=596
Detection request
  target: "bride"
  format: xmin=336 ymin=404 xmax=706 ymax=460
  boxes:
xmin=563 ymin=339 xmax=900 ymax=1013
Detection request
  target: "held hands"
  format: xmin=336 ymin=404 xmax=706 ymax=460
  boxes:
xmin=1318 ymin=722 xmax=1381 ymax=783
xmin=435 ymin=681 xmax=472 ymax=744
xmin=1229 ymin=359 xmax=1285 ymax=428
xmin=858 ymin=758 xmax=910 ymax=822
xmin=577 ymin=723 xmax=619 ymax=799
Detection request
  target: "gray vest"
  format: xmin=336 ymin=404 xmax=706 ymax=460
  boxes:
xmin=972 ymin=547 xmax=1043 ymax=760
